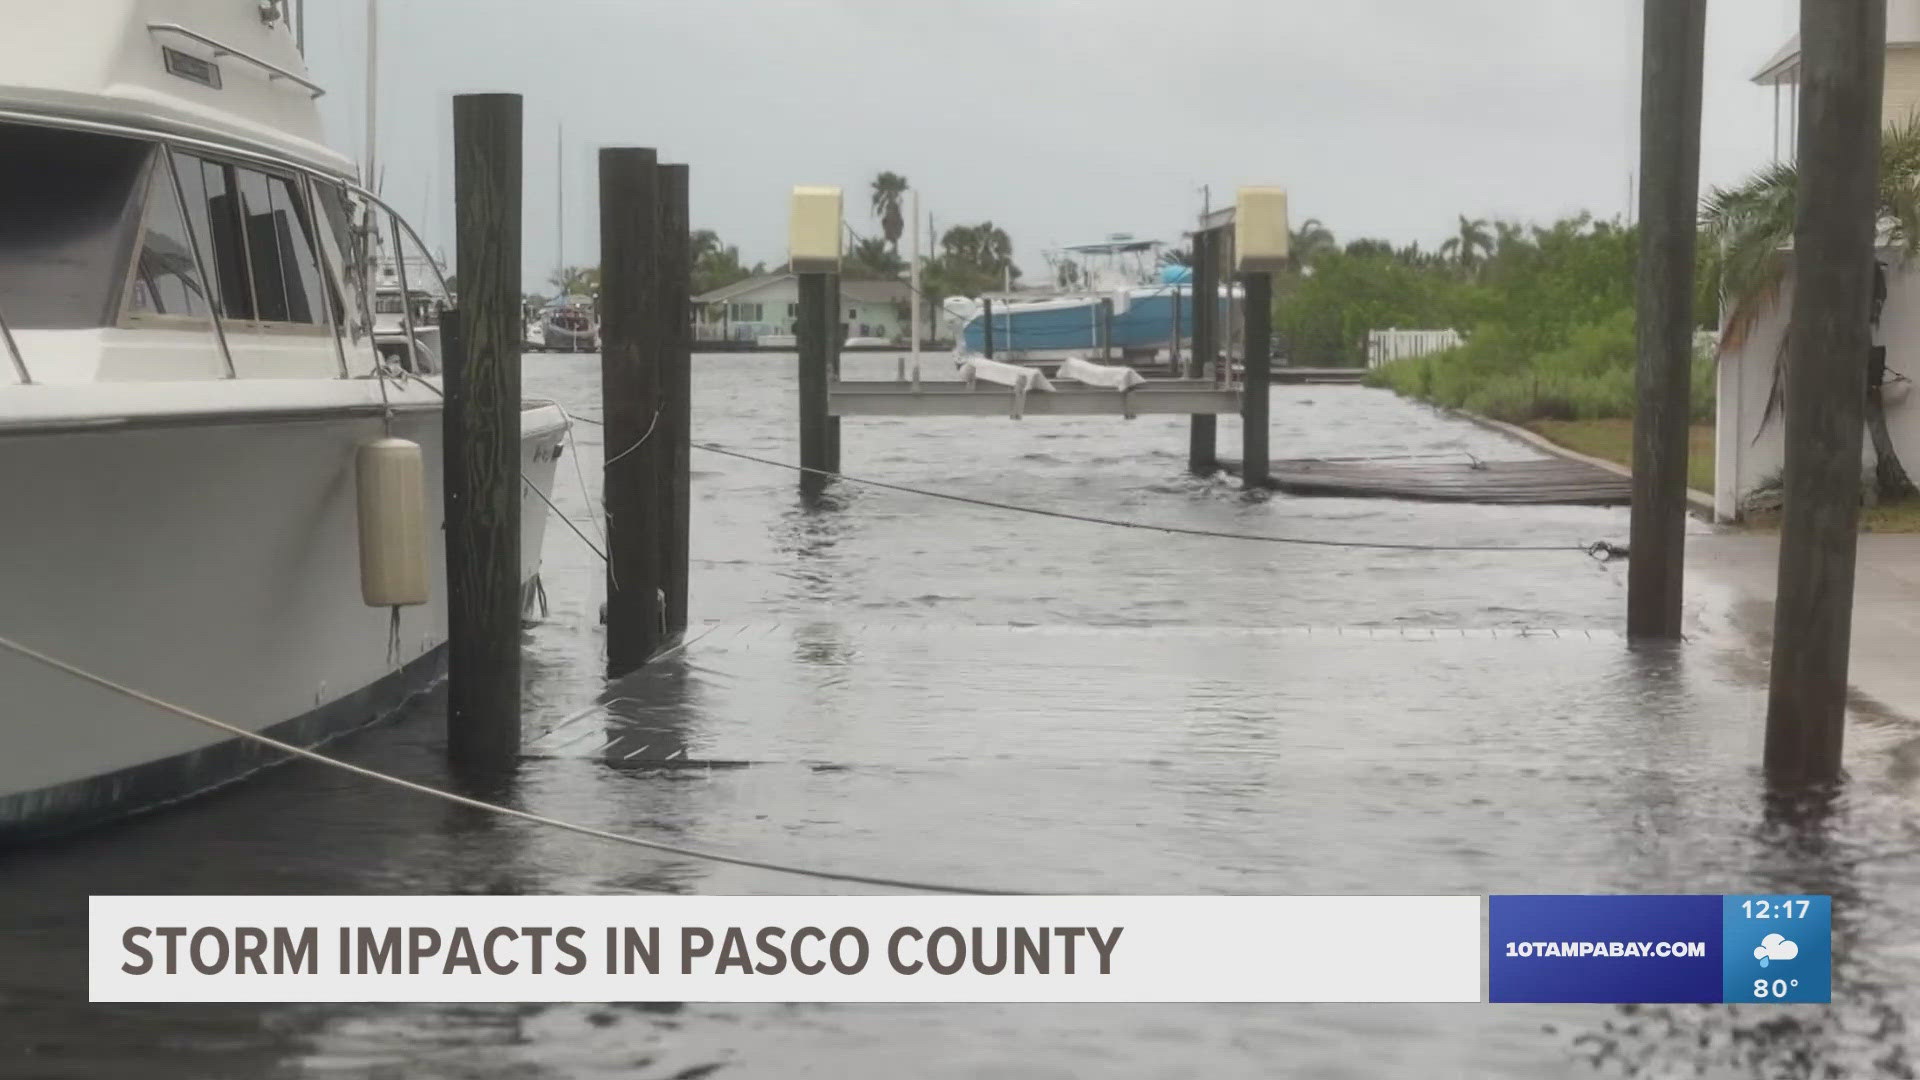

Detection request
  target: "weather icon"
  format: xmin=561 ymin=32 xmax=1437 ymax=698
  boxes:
xmin=1754 ymin=934 xmax=1800 ymax=968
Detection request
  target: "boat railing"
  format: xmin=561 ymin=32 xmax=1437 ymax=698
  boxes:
xmin=145 ymin=23 xmax=327 ymax=99
xmin=0 ymin=302 xmax=26 ymax=385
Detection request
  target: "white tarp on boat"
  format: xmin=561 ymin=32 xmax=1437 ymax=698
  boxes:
xmin=1055 ymin=357 xmax=1146 ymax=390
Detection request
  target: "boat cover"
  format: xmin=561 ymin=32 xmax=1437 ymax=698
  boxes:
xmin=1055 ymin=357 xmax=1145 ymax=390
xmin=958 ymin=357 xmax=1053 ymax=392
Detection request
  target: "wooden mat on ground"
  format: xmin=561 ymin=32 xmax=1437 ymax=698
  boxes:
xmin=1223 ymin=457 xmax=1632 ymax=505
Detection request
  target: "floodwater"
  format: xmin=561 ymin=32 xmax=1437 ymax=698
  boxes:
xmin=4 ymin=352 xmax=1919 ymax=1078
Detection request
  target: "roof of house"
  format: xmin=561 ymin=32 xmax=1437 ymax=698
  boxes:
xmin=694 ymin=273 xmax=910 ymax=306
xmin=1754 ymin=1 xmax=1920 ymax=84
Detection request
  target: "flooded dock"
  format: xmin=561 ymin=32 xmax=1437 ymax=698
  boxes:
xmin=1225 ymin=455 xmax=1634 ymax=505
xmin=4 ymin=353 xmax=1919 ymax=1077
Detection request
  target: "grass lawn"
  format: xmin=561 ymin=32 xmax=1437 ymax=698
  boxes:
xmin=1524 ymin=417 xmax=1920 ymax=532
xmin=1525 ymin=418 xmax=1716 ymax=495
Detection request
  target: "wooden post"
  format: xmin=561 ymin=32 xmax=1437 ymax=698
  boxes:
xmin=1241 ymin=270 xmax=1273 ymax=489
xmin=982 ymin=297 xmax=995 ymax=359
xmin=599 ymin=146 xmax=663 ymax=676
xmin=827 ymin=273 xmax=843 ymax=474
xmin=444 ymin=93 xmax=522 ymax=765
xmin=656 ymin=163 xmax=692 ymax=636
xmin=797 ymin=271 xmax=832 ymax=498
xmin=1188 ymin=229 xmax=1217 ymax=474
xmin=1100 ymin=297 xmax=1114 ymax=361
xmin=1170 ymin=276 xmax=1183 ymax=374
xmin=1765 ymin=0 xmax=1888 ymax=784
xmin=1626 ymin=0 xmax=1707 ymax=640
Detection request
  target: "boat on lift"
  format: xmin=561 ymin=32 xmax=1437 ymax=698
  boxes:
xmin=0 ymin=0 xmax=568 ymax=840
xmin=944 ymin=235 xmax=1235 ymax=367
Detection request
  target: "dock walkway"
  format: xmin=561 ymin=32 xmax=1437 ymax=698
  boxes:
xmin=1222 ymin=456 xmax=1632 ymax=505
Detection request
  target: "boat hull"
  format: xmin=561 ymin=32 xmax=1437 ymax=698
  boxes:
xmin=0 ymin=401 xmax=567 ymax=842
xmin=957 ymin=286 xmax=1241 ymax=363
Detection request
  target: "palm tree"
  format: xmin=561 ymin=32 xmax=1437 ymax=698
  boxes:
xmin=1703 ymin=117 xmax=1920 ymax=501
xmin=1438 ymin=215 xmax=1493 ymax=272
xmin=1289 ymin=219 xmax=1337 ymax=266
xmin=845 ymin=235 xmax=905 ymax=279
xmin=548 ymin=265 xmax=599 ymax=301
xmin=870 ymin=172 xmax=909 ymax=252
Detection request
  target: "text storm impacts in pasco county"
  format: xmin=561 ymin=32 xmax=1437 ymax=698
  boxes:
xmin=118 ymin=924 xmax=1127 ymax=977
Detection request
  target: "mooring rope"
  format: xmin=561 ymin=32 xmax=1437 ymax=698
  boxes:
xmin=693 ymin=443 xmax=1619 ymax=558
xmin=0 ymin=632 xmax=1012 ymax=895
xmin=393 ymin=373 xmax=611 ymax=565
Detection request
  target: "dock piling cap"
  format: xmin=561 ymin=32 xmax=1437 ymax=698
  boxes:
xmin=1236 ymin=187 xmax=1290 ymax=271
xmin=790 ymin=186 xmax=843 ymax=273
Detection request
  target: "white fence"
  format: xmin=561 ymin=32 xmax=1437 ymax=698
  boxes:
xmin=1366 ymin=328 xmax=1463 ymax=369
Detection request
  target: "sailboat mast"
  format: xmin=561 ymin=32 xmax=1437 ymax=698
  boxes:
xmin=364 ymin=0 xmax=379 ymax=188
xmin=556 ymin=124 xmax=565 ymax=281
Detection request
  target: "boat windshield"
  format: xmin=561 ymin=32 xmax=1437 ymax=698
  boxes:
xmin=0 ymin=122 xmax=151 ymax=328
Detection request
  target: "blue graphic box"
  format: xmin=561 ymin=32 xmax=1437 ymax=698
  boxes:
xmin=1490 ymin=895 xmax=1722 ymax=1003
xmin=1721 ymin=895 xmax=1831 ymax=1004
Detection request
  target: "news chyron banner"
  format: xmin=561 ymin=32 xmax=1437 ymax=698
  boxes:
xmin=89 ymin=895 xmax=1830 ymax=1004
xmin=1490 ymin=894 xmax=1832 ymax=1004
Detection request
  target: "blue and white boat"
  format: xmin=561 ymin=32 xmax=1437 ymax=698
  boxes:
xmin=945 ymin=237 xmax=1236 ymax=367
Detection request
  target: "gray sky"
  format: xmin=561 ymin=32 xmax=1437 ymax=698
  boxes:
xmin=304 ymin=0 xmax=1800 ymax=290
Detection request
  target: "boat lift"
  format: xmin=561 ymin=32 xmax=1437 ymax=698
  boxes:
xmin=788 ymin=186 xmax=1289 ymax=486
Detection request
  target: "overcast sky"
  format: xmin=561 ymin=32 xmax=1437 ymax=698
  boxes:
xmin=303 ymin=0 xmax=1801 ymax=289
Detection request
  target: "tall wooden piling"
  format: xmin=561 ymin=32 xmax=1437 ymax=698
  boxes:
xmin=982 ymin=297 xmax=996 ymax=359
xmin=1765 ymin=0 xmax=1888 ymax=784
xmin=1188 ymin=229 xmax=1218 ymax=475
xmin=827 ymin=273 xmax=843 ymax=474
xmin=1240 ymin=270 xmax=1273 ymax=489
xmin=797 ymin=272 xmax=833 ymax=498
xmin=656 ymin=164 xmax=692 ymax=636
xmin=600 ymin=146 xmax=664 ymax=675
xmin=1626 ymin=0 xmax=1707 ymax=640
xmin=1100 ymin=297 xmax=1114 ymax=362
xmin=444 ymin=93 xmax=523 ymax=765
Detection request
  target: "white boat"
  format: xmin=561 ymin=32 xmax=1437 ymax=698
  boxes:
xmin=0 ymin=1 xmax=567 ymax=839
xmin=372 ymin=254 xmax=447 ymax=372
xmin=539 ymin=296 xmax=598 ymax=353
xmin=945 ymin=236 xmax=1239 ymax=366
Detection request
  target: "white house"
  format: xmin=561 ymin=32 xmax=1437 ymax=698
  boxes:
xmin=1715 ymin=4 xmax=1920 ymax=521
xmin=694 ymin=273 xmax=913 ymax=345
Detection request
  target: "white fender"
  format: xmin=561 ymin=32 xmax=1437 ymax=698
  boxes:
xmin=355 ymin=438 xmax=430 ymax=607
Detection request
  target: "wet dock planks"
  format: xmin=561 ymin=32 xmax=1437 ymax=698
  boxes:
xmin=1223 ymin=456 xmax=1632 ymax=506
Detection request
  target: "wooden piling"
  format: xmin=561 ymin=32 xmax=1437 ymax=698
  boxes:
xmin=982 ymin=297 xmax=995 ymax=360
xmin=1100 ymin=297 xmax=1114 ymax=362
xmin=1188 ymin=230 xmax=1217 ymax=475
xmin=1170 ymin=278 xmax=1183 ymax=374
xmin=1626 ymin=0 xmax=1707 ymax=640
xmin=797 ymin=271 xmax=833 ymax=498
xmin=1240 ymin=270 xmax=1273 ymax=489
xmin=1765 ymin=0 xmax=1888 ymax=784
xmin=656 ymin=163 xmax=692 ymax=636
xmin=444 ymin=93 xmax=523 ymax=765
xmin=599 ymin=146 xmax=664 ymax=676
xmin=827 ymin=273 xmax=843 ymax=473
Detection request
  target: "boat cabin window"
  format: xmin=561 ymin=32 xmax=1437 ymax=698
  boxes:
xmin=0 ymin=123 xmax=150 ymax=328
xmin=125 ymin=158 xmax=213 ymax=322
xmin=171 ymin=153 xmax=331 ymax=329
